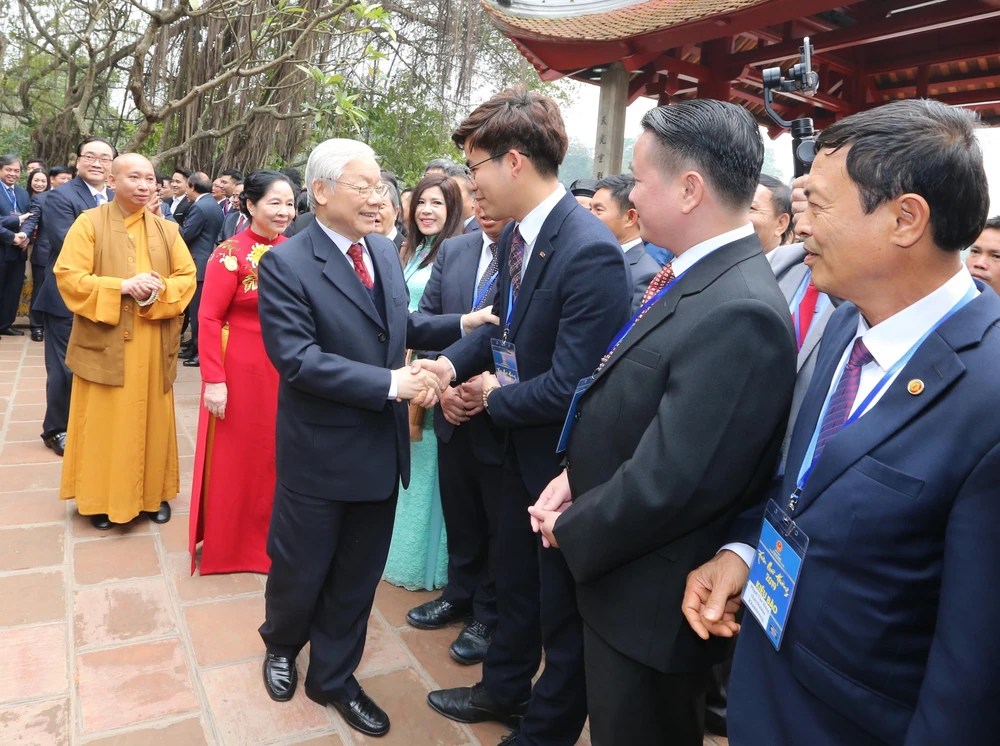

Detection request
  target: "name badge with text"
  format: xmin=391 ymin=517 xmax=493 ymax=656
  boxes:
xmin=491 ymin=339 xmax=520 ymax=386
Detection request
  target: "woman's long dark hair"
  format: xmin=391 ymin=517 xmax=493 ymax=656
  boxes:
xmin=26 ymin=168 xmax=49 ymax=197
xmin=401 ymin=174 xmax=464 ymax=269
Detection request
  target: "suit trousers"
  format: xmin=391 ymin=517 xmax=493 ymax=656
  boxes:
xmin=0 ymin=256 xmax=25 ymax=332
xmin=436 ymin=426 xmax=499 ymax=629
xmin=482 ymin=448 xmax=588 ymax=746
xmin=29 ymin=264 xmax=45 ymax=331
xmin=42 ymin=313 xmax=73 ymax=438
xmin=259 ymin=480 xmax=398 ymax=702
xmin=584 ymin=623 xmax=709 ymax=746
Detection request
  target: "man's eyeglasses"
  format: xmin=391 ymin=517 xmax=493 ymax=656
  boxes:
xmin=332 ymin=180 xmax=389 ymax=200
xmin=78 ymin=153 xmax=113 ymax=165
xmin=463 ymin=151 xmax=530 ymax=178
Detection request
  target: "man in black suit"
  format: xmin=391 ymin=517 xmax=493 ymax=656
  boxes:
xmin=22 ymin=167 xmax=74 ymax=342
xmin=405 ymin=202 xmax=509 ymax=664
xmin=167 ymin=168 xmax=191 ymax=226
xmin=530 ymin=101 xmax=796 ymax=746
xmin=179 ymin=171 xmax=225 ymax=368
xmin=415 ymin=88 xmax=631 ymax=746
xmin=216 ymin=207 xmax=248 ymax=243
xmin=0 ymin=155 xmax=31 ymax=336
xmin=34 ymin=137 xmax=117 ymax=456
xmin=589 ymin=173 xmax=659 ymax=313
xmin=256 ymin=137 xmax=495 ymax=738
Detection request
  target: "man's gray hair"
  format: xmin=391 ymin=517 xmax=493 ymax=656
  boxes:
xmin=305 ymin=139 xmax=376 ymax=209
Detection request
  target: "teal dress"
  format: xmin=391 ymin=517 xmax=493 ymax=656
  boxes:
xmin=382 ymin=241 xmax=449 ymax=590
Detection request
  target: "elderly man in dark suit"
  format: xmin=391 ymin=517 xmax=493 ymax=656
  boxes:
xmin=685 ymin=99 xmax=1000 ymax=746
xmin=415 ymin=88 xmax=630 ymax=746
xmin=0 ymin=155 xmax=31 ymax=336
xmin=33 ymin=137 xmax=117 ymax=457
xmin=404 ymin=202 xmax=510 ymax=665
xmin=256 ymin=138 xmax=495 ymax=738
xmin=178 ymin=171 xmax=225 ymax=368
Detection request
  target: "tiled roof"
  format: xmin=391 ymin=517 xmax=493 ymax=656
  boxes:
xmin=484 ymin=0 xmax=771 ymax=42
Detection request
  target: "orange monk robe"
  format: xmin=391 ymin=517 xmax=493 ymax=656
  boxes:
xmin=55 ymin=208 xmax=196 ymax=523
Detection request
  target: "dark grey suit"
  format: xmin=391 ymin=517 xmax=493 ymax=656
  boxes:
xmin=179 ymin=195 xmax=225 ymax=355
xmin=0 ymin=183 xmax=30 ymax=332
xmin=21 ymin=191 xmax=51 ymax=332
xmin=554 ymin=233 xmax=797 ymax=745
xmin=624 ymin=240 xmax=661 ymax=313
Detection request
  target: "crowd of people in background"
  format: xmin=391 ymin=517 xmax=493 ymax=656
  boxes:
xmin=2 ymin=85 xmax=999 ymax=746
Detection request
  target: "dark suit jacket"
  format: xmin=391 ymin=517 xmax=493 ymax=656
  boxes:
xmin=170 ymin=196 xmax=190 ymax=226
xmin=257 ymin=220 xmax=464 ymax=501
xmin=284 ymin=211 xmax=314 ymax=238
xmin=463 ymin=217 xmax=482 ymax=235
xmin=439 ymin=191 xmax=631 ymax=496
xmin=391 ymin=230 xmax=405 ymax=253
xmin=0 ymin=184 xmax=30 ymax=261
xmin=554 ymin=234 xmax=796 ymax=674
xmin=624 ymin=240 xmax=661 ymax=313
xmin=21 ymin=191 xmax=51 ymax=267
xmin=34 ymin=177 xmax=114 ymax=318
xmin=0 ymin=215 xmax=19 ymax=246
xmin=418 ymin=231 xmax=503 ymax=463
xmin=216 ymin=211 xmax=245 ymax=244
xmin=180 ymin=195 xmax=225 ymax=280
xmin=729 ymin=285 xmax=1000 ymax=746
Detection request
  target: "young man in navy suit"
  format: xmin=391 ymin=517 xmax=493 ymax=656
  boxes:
xmin=34 ymin=137 xmax=117 ymax=457
xmin=684 ymin=99 xmax=1000 ymax=745
xmin=0 ymin=155 xmax=31 ymax=336
xmin=415 ymin=88 xmax=631 ymax=746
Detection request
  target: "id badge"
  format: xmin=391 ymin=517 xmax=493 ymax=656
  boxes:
xmin=556 ymin=376 xmax=595 ymax=453
xmin=491 ymin=339 xmax=520 ymax=386
xmin=742 ymin=499 xmax=809 ymax=650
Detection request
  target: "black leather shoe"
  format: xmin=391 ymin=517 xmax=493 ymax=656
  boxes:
xmin=90 ymin=514 xmax=113 ymax=530
xmin=427 ymin=682 xmax=528 ymax=727
xmin=262 ymin=653 xmax=297 ymax=702
xmin=179 ymin=346 xmax=195 ymax=360
xmin=42 ymin=432 xmax=66 ymax=457
xmin=30 ymin=329 xmax=43 ymax=342
xmin=144 ymin=501 xmax=171 ymax=524
xmin=182 ymin=356 xmax=199 ymax=367
xmin=450 ymin=620 xmax=493 ymax=665
xmin=406 ymin=597 xmax=472 ymax=630
xmin=499 ymin=733 xmax=521 ymax=745
xmin=309 ymin=687 xmax=389 ymax=737
xmin=0 ymin=328 xmax=24 ymax=336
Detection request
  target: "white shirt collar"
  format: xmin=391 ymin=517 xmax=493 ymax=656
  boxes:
xmin=386 ymin=226 xmax=398 ymax=242
xmin=84 ymin=180 xmax=108 ymax=200
xmin=482 ymin=231 xmax=499 ymax=251
xmin=194 ymin=193 xmax=211 ymax=203
xmin=621 ymin=237 xmax=644 ymax=253
xmin=314 ymin=218 xmax=365 ymax=257
xmin=515 ymin=184 xmax=567 ymax=246
xmin=669 ymin=223 xmax=756 ymax=276
xmin=854 ymin=267 xmax=978 ymax=372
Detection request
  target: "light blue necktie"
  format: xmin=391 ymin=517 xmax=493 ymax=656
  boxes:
xmin=94 ymin=192 xmax=105 ymax=207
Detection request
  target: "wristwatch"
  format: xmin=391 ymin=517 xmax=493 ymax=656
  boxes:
xmin=483 ymin=383 xmax=500 ymax=410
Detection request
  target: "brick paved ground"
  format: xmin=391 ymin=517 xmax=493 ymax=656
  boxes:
xmin=0 ymin=326 xmax=729 ymax=746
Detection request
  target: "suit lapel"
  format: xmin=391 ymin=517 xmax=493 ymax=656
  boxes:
xmin=368 ymin=236 xmax=395 ymax=333
xmin=796 ymin=301 xmax=834 ymax=371
xmin=457 ymin=235 xmax=480 ymax=312
xmin=311 ymin=222 xmax=384 ymax=330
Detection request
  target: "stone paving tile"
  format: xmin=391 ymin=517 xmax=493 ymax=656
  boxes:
xmin=183 ymin=594 xmax=266 ymax=667
xmin=77 ymin=638 xmax=198 ymax=733
xmin=284 ymin=735 xmax=345 ymax=746
xmin=0 ymin=461 xmax=62 ymax=491
xmin=4 ymin=421 xmax=46 ymax=442
xmin=156 ymin=518 xmax=190 ymax=553
xmin=0 ymin=440 xmax=63 ymax=464
xmin=0 ymin=489 xmax=65 ymax=526
xmin=84 ymin=717 xmax=211 ymax=745
xmin=373 ymin=580 xmax=438 ymax=628
xmin=0 ymin=623 xmax=68 ymax=704
xmin=74 ymin=578 xmax=177 ymax=649
xmin=8 ymin=404 xmax=46 ymax=422
xmin=357 ymin=612 xmax=410 ymax=677
xmin=0 ymin=524 xmax=64 ymax=571
xmin=166 ymin=552 xmax=261 ymax=603
xmin=0 ymin=570 xmax=65 ymax=628
xmin=396 ymin=625 xmax=483 ymax=691
xmin=74 ymin=535 xmax=161 ymax=586
xmin=0 ymin=697 xmax=70 ymax=746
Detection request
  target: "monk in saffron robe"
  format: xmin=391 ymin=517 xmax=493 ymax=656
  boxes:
xmin=55 ymin=153 xmax=196 ymax=530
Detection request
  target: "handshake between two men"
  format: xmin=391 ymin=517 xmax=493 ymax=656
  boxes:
xmin=392 ymin=307 xmax=499 ymax=407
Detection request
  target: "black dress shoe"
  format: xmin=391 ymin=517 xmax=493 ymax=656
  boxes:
xmin=30 ymin=329 xmax=43 ymax=342
xmin=182 ymin=356 xmax=199 ymax=367
xmin=499 ymin=733 xmax=521 ymax=745
xmin=427 ymin=682 xmax=528 ymax=727
xmin=262 ymin=653 xmax=297 ymax=702
xmin=309 ymin=687 xmax=389 ymax=737
xmin=42 ymin=432 xmax=66 ymax=457
xmin=0 ymin=328 xmax=24 ymax=336
xmin=450 ymin=620 xmax=493 ymax=665
xmin=179 ymin=346 xmax=195 ymax=360
xmin=90 ymin=514 xmax=113 ymax=530
xmin=406 ymin=597 xmax=472 ymax=630
xmin=144 ymin=501 xmax=171 ymax=524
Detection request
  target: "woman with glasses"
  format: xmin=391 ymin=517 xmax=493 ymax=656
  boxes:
xmin=382 ymin=173 xmax=465 ymax=591
xmin=188 ymin=170 xmax=296 ymax=575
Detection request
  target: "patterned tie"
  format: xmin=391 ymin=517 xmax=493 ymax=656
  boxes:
xmin=796 ymin=280 xmax=820 ymax=350
xmin=811 ymin=338 xmax=875 ymax=465
xmin=235 ymin=214 xmax=248 ymax=234
xmin=598 ymin=261 xmax=676 ymax=371
xmin=347 ymin=242 xmax=373 ymax=290
xmin=6 ymin=186 xmax=17 ymax=213
xmin=474 ymin=242 xmax=498 ymax=311
xmin=509 ymin=228 xmax=525 ymax=302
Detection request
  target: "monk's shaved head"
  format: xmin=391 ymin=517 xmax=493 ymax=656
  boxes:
xmin=108 ymin=153 xmax=157 ymax=215
xmin=112 ymin=153 xmax=154 ymax=176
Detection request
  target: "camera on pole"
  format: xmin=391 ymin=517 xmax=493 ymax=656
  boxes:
xmin=762 ymin=37 xmax=820 ymax=177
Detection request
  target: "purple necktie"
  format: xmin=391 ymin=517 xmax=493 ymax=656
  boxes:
xmin=509 ymin=227 xmax=525 ymax=302
xmin=812 ymin=338 xmax=875 ymax=465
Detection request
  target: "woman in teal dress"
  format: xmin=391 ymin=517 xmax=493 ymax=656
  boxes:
xmin=383 ymin=174 xmax=467 ymax=590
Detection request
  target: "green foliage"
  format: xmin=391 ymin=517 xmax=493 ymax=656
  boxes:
xmin=559 ymin=139 xmax=594 ymax=185
xmin=0 ymin=125 xmax=32 ymax=160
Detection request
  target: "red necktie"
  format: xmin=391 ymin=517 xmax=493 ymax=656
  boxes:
xmin=235 ymin=214 xmax=248 ymax=234
xmin=811 ymin=338 xmax=874 ymax=465
xmin=347 ymin=243 xmax=373 ymax=289
xmin=796 ymin=280 xmax=820 ymax=349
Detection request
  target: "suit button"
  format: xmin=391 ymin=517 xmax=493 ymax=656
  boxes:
xmin=574 ymin=411 xmax=581 ymax=421
xmin=378 ymin=332 xmax=387 ymax=342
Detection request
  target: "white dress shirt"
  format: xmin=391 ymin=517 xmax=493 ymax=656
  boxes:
xmin=670 ymin=223 xmax=755 ymax=276
xmin=621 ymin=237 xmax=644 ymax=253
xmin=386 ymin=226 xmax=399 ymax=244
xmin=84 ymin=180 xmax=109 ymax=205
xmin=512 ymin=184 xmax=567 ymax=280
xmin=476 ymin=231 xmax=499 ymax=291
xmin=725 ymin=266 xmax=979 ymax=568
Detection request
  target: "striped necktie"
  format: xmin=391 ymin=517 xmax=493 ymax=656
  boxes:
xmin=474 ymin=242 xmax=498 ymax=311
xmin=811 ymin=338 xmax=875 ymax=466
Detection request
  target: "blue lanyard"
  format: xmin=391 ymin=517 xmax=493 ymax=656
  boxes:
xmin=5 ymin=187 xmax=16 ymax=213
xmin=793 ymin=286 xmax=977 ymax=502
xmin=604 ymin=267 xmax=691 ymax=356
xmin=473 ymin=271 xmax=498 ymax=311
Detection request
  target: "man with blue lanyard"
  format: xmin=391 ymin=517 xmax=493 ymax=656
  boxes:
xmin=683 ymin=99 xmax=1000 ymax=745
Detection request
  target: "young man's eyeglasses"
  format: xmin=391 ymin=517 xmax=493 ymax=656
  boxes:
xmin=463 ymin=151 xmax=531 ymax=178
xmin=78 ymin=153 xmax=113 ymax=165
xmin=330 ymin=180 xmax=389 ymax=200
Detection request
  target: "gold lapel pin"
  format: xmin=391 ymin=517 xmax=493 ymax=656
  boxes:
xmin=907 ymin=379 xmax=925 ymax=396
xmin=539 ymin=251 xmax=546 ymax=257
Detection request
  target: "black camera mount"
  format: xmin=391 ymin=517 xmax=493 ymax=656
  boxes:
xmin=762 ymin=37 xmax=821 ymax=176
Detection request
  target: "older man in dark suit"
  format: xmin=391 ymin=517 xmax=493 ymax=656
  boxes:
xmin=256 ymin=138 xmax=495 ymax=738
xmin=22 ymin=167 xmax=74 ymax=342
xmin=33 ymin=137 xmax=117 ymax=457
xmin=178 ymin=171 xmax=225 ymax=368
xmin=0 ymin=155 xmax=31 ymax=336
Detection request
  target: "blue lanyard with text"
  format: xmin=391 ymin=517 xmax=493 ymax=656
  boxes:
xmin=473 ymin=272 xmax=498 ymax=311
xmin=790 ymin=286 xmax=977 ymax=513
xmin=502 ymin=283 xmax=518 ymax=342
xmin=604 ymin=267 xmax=691 ymax=357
